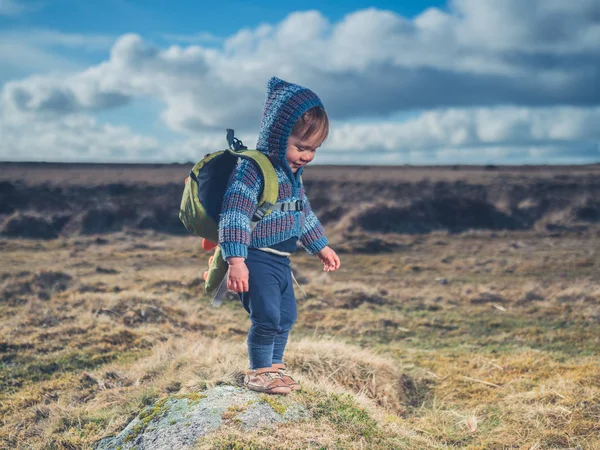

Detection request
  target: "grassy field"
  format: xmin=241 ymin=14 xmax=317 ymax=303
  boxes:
xmin=1 ymin=229 xmax=599 ymax=449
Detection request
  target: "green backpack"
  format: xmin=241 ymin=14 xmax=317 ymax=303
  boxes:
xmin=179 ymin=129 xmax=303 ymax=306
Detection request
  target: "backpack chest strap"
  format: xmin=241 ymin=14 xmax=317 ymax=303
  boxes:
xmin=273 ymin=200 xmax=304 ymax=212
xmin=251 ymin=200 xmax=304 ymax=223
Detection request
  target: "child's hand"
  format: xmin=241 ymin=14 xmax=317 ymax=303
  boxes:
xmin=227 ymin=257 xmax=249 ymax=292
xmin=316 ymin=246 xmax=340 ymax=272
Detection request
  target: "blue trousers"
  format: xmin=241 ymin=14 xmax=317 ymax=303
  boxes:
xmin=238 ymin=249 xmax=298 ymax=370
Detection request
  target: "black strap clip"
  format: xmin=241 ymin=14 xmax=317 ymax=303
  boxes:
xmin=295 ymin=199 xmax=304 ymax=211
xmin=226 ymin=129 xmax=247 ymax=151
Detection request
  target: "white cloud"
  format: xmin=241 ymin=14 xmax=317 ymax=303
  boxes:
xmin=326 ymin=106 xmax=600 ymax=153
xmin=452 ymin=0 xmax=600 ymax=53
xmin=3 ymin=2 xmax=600 ymax=132
xmin=1 ymin=104 xmax=598 ymax=164
xmin=1 ymin=1 xmax=599 ymax=164
xmin=0 ymin=113 xmax=161 ymax=162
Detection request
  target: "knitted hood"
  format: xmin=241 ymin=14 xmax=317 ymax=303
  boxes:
xmin=256 ymin=77 xmax=324 ymax=176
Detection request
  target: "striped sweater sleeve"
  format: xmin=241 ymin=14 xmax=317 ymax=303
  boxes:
xmin=218 ymin=159 xmax=263 ymax=260
xmin=300 ymin=192 xmax=328 ymax=254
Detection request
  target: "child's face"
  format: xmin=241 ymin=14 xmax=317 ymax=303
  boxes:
xmin=286 ymin=132 xmax=324 ymax=173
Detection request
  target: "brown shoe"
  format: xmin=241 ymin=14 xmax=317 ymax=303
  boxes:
xmin=244 ymin=367 xmax=291 ymax=395
xmin=272 ymin=363 xmax=301 ymax=391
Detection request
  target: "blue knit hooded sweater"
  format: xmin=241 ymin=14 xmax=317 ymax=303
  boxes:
xmin=218 ymin=76 xmax=329 ymax=260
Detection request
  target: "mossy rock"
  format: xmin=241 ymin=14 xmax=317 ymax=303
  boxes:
xmin=94 ymin=386 xmax=307 ymax=450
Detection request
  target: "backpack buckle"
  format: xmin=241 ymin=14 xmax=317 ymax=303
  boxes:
xmin=252 ymin=209 xmax=266 ymax=222
xmin=252 ymin=202 xmax=273 ymax=222
xmin=295 ymin=200 xmax=304 ymax=211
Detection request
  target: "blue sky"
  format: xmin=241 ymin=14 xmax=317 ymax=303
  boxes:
xmin=0 ymin=0 xmax=446 ymax=81
xmin=1 ymin=0 xmax=445 ymax=35
xmin=0 ymin=0 xmax=599 ymax=165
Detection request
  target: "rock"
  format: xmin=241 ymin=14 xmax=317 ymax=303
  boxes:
xmin=436 ymin=278 xmax=449 ymax=285
xmin=94 ymin=386 xmax=307 ymax=450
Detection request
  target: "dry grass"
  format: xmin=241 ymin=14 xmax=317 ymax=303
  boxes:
xmin=285 ymin=338 xmax=409 ymax=413
xmin=1 ymin=228 xmax=599 ymax=449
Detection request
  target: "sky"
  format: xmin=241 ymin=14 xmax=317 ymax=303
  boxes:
xmin=0 ymin=0 xmax=599 ymax=165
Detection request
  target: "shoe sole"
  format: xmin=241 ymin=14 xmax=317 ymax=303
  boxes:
xmin=244 ymin=383 xmax=291 ymax=395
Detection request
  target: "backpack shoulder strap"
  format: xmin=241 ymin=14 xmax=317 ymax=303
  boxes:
xmin=228 ymin=149 xmax=279 ymax=223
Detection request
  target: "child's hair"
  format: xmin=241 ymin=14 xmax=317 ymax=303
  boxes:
xmin=291 ymin=106 xmax=329 ymax=142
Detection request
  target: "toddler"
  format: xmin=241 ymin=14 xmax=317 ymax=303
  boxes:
xmin=218 ymin=76 xmax=340 ymax=395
